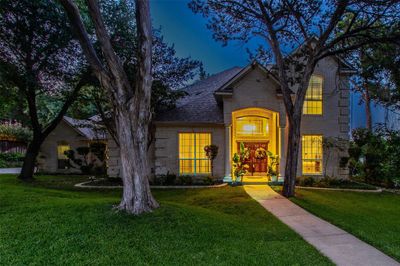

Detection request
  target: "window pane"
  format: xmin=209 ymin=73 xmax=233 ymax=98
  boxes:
xmin=303 ymin=75 xmax=323 ymax=115
xmin=236 ymin=116 xmax=269 ymax=137
xmin=302 ymin=135 xmax=323 ymax=174
xmin=179 ymin=133 xmax=211 ymax=175
xmin=57 ymin=144 xmax=70 ymax=159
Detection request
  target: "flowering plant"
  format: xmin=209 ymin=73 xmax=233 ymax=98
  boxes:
xmin=204 ymin=144 xmax=219 ymax=177
xmin=232 ymin=142 xmax=250 ymax=183
xmin=204 ymin=144 xmax=219 ymax=160
xmin=0 ymin=121 xmax=32 ymax=142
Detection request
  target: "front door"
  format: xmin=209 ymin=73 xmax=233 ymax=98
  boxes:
xmin=238 ymin=142 xmax=269 ymax=175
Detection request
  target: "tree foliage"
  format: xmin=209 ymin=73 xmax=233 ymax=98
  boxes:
xmin=189 ymin=0 xmax=400 ymax=196
xmin=0 ymin=0 xmax=89 ymax=180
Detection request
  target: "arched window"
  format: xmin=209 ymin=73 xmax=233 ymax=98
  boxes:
xmin=303 ymin=75 xmax=323 ymax=115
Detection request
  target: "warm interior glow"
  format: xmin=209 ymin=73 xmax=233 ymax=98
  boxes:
xmin=57 ymin=144 xmax=70 ymax=159
xmin=179 ymin=133 xmax=211 ymax=175
xmin=236 ymin=116 xmax=269 ymax=138
xmin=231 ymin=108 xmax=279 ymax=176
xmin=302 ymin=135 xmax=323 ymax=174
xmin=303 ymin=75 xmax=323 ymax=115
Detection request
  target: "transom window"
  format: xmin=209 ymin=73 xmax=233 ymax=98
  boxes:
xmin=302 ymin=135 xmax=323 ymax=174
xmin=303 ymin=75 xmax=323 ymax=115
xmin=236 ymin=116 xmax=269 ymax=138
xmin=179 ymin=133 xmax=211 ymax=175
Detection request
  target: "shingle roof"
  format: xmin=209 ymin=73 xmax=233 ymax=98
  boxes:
xmin=63 ymin=116 xmax=107 ymax=140
xmin=155 ymin=67 xmax=242 ymax=124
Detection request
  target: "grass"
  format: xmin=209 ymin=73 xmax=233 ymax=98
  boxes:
xmin=291 ymin=188 xmax=400 ymax=261
xmin=0 ymin=174 xmax=332 ymax=265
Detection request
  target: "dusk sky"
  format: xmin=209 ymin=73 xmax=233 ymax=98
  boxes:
xmin=151 ymin=0 xmax=397 ymax=130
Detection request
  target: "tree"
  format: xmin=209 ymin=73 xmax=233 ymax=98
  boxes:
xmin=66 ymin=1 xmax=201 ymax=145
xmin=189 ymin=0 xmax=400 ymax=197
xmin=0 ymin=0 xmax=89 ymax=180
xmin=60 ymin=0 xmax=159 ymax=214
xmin=358 ymin=43 xmax=400 ymax=112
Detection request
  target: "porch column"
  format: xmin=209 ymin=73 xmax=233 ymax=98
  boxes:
xmin=223 ymin=125 xmax=232 ymax=182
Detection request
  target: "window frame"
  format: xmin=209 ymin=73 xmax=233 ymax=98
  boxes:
xmin=301 ymin=135 xmax=323 ymax=175
xmin=303 ymin=74 xmax=324 ymax=116
xmin=57 ymin=142 xmax=71 ymax=170
xmin=178 ymin=132 xmax=212 ymax=176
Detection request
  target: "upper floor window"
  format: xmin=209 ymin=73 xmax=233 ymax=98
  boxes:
xmin=179 ymin=133 xmax=211 ymax=175
xmin=303 ymin=75 xmax=323 ymax=115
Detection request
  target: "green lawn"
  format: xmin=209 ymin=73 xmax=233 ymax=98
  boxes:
xmin=291 ymin=189 xmax=400 ymax=261
xmin=0 ymin=175 xmax=332 ymax=265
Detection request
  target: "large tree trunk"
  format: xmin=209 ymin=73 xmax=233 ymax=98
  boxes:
xmin=115 ymin=108 xmax=159 ymax=214
xmin=282 ymin=115 xmax=301 ymax=197
xmin=60 ymin=0 xmax=158 ymax=214
xmin=18 ymin=134 xmax=43 ymax=181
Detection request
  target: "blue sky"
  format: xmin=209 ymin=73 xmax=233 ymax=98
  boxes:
xmin=151 ymin=0 xmax=395 ymax=130
xmin=151 ymin=0 xmax=257 ymax=74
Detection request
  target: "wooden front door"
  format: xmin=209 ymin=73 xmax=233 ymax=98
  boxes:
xmin=238 ymin=142 xmax=269 ymax=175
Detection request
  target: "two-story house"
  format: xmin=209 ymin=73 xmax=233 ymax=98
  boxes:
xmin=107 ymin=56 xmax=353 ymax=182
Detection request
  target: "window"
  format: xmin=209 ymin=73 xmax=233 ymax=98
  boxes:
xmin=57 ymin=143 xmax=70 ymax=169
xmin=236 ymin=116 xmax=269 ymax=138
xmin=179 ymin=133 xmax=211 ymax=175
xmin=303 ymin=75 xmax=323 ymax=115
xmin=302 ymin=135 xmax=323 ymax=174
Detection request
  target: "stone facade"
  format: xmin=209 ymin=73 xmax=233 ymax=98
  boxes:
xmin=107 ymin=57 xmax=351 ymax=180
xmin=38 ymin=120 xmax=89 ymax=174
xmin=38 ymin=118 xmax=106 ymax=174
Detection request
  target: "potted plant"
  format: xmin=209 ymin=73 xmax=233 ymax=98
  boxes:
xmin=204 ymin=144 xmax=219 ymax=177
xmin=232 ymin=142 xmax=250 ymax=185
xmin=267 ymin=151 xmax=279 ymax=182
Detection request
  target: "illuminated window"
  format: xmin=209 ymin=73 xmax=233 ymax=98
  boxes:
xmin=302 ymin=135 xmax=323 ymax=174
xmin=57 ymin=143 xmax=70 ymax=169
xmin=303 ymin=75 xmax=323 ymax=115
xmin=236 ymin=116 xmax=269 ymax=138
xmin=179 ymin=133 xmax=211 ymax=175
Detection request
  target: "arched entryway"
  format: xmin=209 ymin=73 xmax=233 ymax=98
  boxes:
xmin=231 ymin=108 xmax=280 ymax=180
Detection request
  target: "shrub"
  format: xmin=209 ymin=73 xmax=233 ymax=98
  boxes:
xmin=0 ymin=122 xmax=32 ymax=142
xmin=153 ymin=173 xmax=176 ymax=185
xmin=176 ymin=175 xmax=193 ymax=185
xmin=348 ymin=128 xmax=400 ymax=188
xmin=202 ymin=176 xmax=214 ymax=185
xmin=296 ymin=176 xmax=375 ymax=190
xmin=0 ymin=152 xmax=25 ymax=168
xmin=64 ymin=142 xmax=107 ymax=175
xmin=296 ymin=176 xmax=315 ymax=187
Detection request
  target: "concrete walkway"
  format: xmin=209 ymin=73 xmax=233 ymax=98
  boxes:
xmin=0 ymin=168 xmax=21 ymax=174
xmin=244 ymin=185 xmax=399 ymax=266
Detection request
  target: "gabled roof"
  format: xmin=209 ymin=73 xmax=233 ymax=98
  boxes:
xmin=155 ymin=62 xmax=291 ymax=124
xmin=63 ymin=116 xmax=107 ymax=140
xmin=155 ymin=67 xmax=243 ymax=124
xmin=214 ymin=61 xmax=286 ymax=96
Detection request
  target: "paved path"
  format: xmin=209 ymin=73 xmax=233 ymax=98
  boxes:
xmin=0 ymin=168 xmax=21 ymax=174
xmin=244 ymin=185 xmax=400 ymax=266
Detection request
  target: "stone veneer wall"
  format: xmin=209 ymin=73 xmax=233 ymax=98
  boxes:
xmin=106 ymin=124 xmax=225 ymax=179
